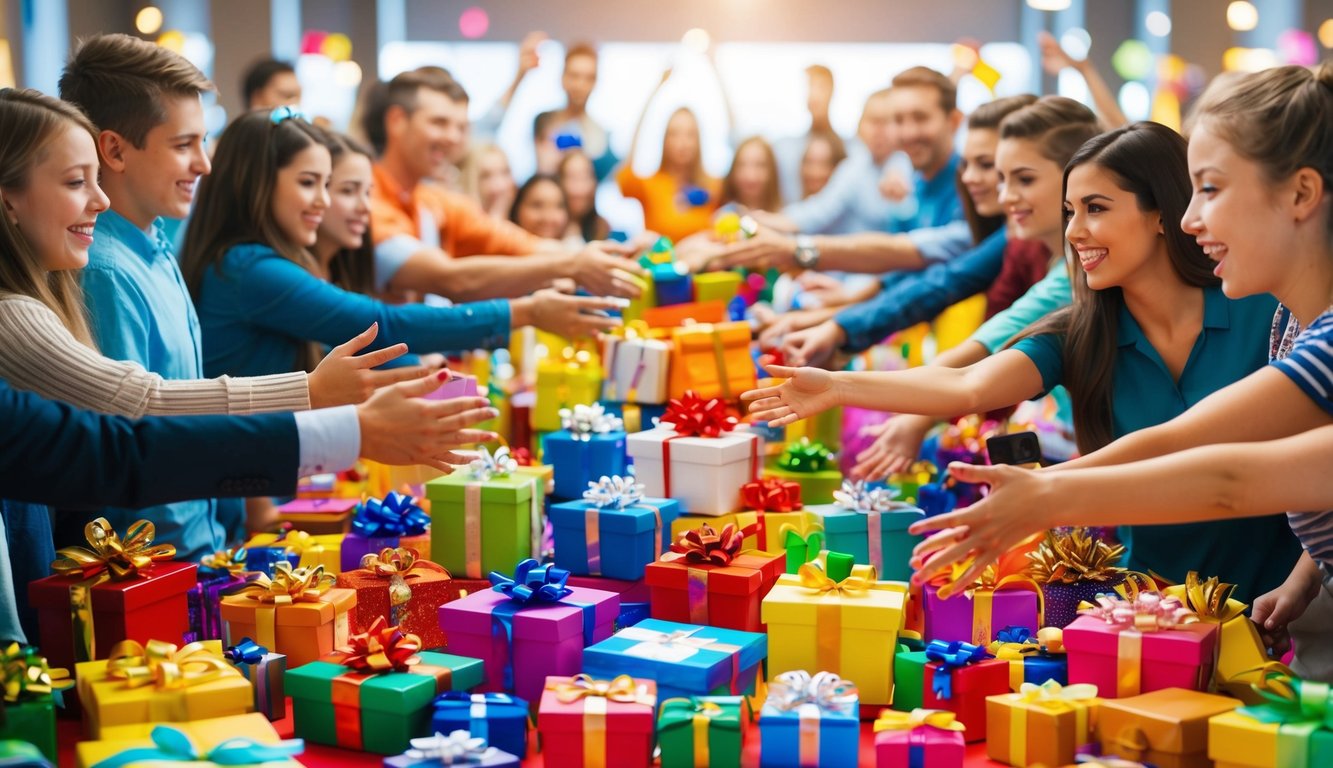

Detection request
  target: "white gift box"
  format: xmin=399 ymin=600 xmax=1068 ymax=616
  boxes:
xmin=626 ymin=426 xmax=760 ymax=516
xmin=601 ymin=337 xmax=671 ymax=404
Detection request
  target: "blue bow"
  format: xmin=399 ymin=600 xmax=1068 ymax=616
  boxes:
xmin=995 ymin=626 xmax=1032 ymax=644
xmin=89 ymin=724 xmax=303 ymax=768
xmin=917 ymin=483 xmax=957 ymax=518
xmin=224 ymin=638 xmax=267 ymax=665
xmin=925 ymin=640 xmax=990 ymax=700
xmin=352 ymin=492 xmax=430 ymax=539
xmin=489 ymin=559 xmax=573 ymax=605
xmin=554 ymin=133 xmax=583 ymax=150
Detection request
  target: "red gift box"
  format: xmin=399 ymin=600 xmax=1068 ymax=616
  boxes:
xmin=538 ymin=675 xmax=657 ymax=768
xmin=336 ymin=548 xmax=459 ymax=650
xmin=645 ymin=550 xmax=784 ymax=633
xmin=920 ymin=658 xmax=1010 ymax=742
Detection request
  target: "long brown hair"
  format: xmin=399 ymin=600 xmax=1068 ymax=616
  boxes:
xmin=658 ymin=107 xmax=707 ymax=186
xmin=1018 ymin=122 xmax=1215 ymax=453
xmin=721 ymin=136 xmax=782 ymax=211
xmin=317 ymin=129 xmax=377 ymax=296
xmin=957 ymin=94 xmax=1037 ymax=244
xmin=0 ymin=88 xmax=100 ymax=347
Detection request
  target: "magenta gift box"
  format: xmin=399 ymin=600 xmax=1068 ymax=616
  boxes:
xmin=874 ymin=726 xmax=965 ymax=768
xmin=922 ymin=585 xmax=1039 ymax=646
xmin=427 ymin=374 xmax=480 ymax=400
xmin=1063 ymin=614 xmax=1218 ymax=698
xmin=565 ymin=576 xmax=650 ymax=604
xmin=439 ymin=586 xmax=619 ymax=704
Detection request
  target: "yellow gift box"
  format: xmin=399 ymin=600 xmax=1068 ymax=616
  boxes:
xmin=984 ymin=681 xmax=1101 ymax=767
xmin=693 ymin=271 xmax=741 ymax=305
xmin=75 ymin=639 xmax=253 ymax=739
xmin=75 ymin=712 xmax=302 ymax=768
xmin=534 ymin=353 xmax=603 ymax=432
xmin=1164 ymin=572 xmax=1283 ymax=702
xmin=760 ymin=555 xmax=907 ymax=706
xmin=244 ymin=531 xmax=343 ymax=575
xmin=675 ymin=504 xmax=821 ymax=554
xmin=1207 ymin=710 xmax=1321 ymax=768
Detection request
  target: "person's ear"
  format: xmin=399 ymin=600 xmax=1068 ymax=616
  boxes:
xmin=97 ymin=130 xmax=129 ymax=174
xmin=1290 ymin=167 xmax=1326 ymax=224
xmin=385 ymin=104 xmax=408 ymax=137
xmin=948 ymin=108 xmax=964 ymax=133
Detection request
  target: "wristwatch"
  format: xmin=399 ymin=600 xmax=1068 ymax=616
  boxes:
xmin=793 ymin=235 xmax=821 ymax=270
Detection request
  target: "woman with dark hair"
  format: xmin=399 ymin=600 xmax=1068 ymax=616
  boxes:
xmin=509 ymin=174 xmax=572 ymax=241
xmin=744 ymin=119 xmax=1300 ymax=603
xmin=557 ymin=149 xmax=610 ymax=243
xmin=721 ymin=136 xmax=783 ymax=212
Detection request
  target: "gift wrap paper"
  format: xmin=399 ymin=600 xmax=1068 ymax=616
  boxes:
xmin=545 ymin=431 xmax=629 ymax=501
xmin=219 ymin=587 xmax=356 ymax=670
xmin=647 ymin=551 xmax=785 ymax=634
xmin=891 ymin=652 xmax=1009 ymax=742
xmin=432 ymin=692 xmax=531 ymax=761
xmin=626 ymin=427 xmax=761 ymax=517
xmin=337 ymin=561 xmax=457 ymax=650
xmin=550 ymin=497 xmax=681 ymax=581
xmin=1064 ymin=614 xmax=1219 ymax=699
xmin=74 ymin=712 xmax=300 ymax=768
xmin=243 ymin=532 xmax=343 ymax=575
xmin=274 ymin=497 xmax=359 ymax=535
xmin=814 ymin=503 xmax=924 ymax=583
xmin=1098 ymin=688 xmax=1239 ymax=768
xmin=922 ymin=584 xmax=1040 ymax=646
xmin=984 ymin=684 xmax=1101 ymax=767
xmin=426 ymin=471 xmax=544 ymax=579
xmin=1208 ymin=708 xmax=1333 ymax=768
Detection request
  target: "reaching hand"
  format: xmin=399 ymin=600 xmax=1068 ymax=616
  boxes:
xmin=781 ymin=320 xmax=844 ymax=368
xmin=715 ymin=228 xmax=796 ymax=271
xmin=852 ymin=413 xmax=937 ymax=480
xmin=906 ymin=461 xmax=1050 ymax=596
xmin=741 ymin=364 xmax=840 ymax=427
xmin=569 ymin=242 xmax=647 ymax=298
xmin=757 ymin=309 xmax=823 ymax=350
xmin=1251 ymin=564 xmax=1323 ymax=657
xmin=1038 ymin=30 xmax=1084 ymax=75
xmin=530 ymin=289 xmax=626 ymax=339
xmin=879 ymin=168 xmax=912 ymax=203
xmin=308 ymin=323 xmax=431 ymax=409
xmin=518 ymin=32 xmax=547 ymax=75
xmin=356 ymin=373 xmax=499 ymax=473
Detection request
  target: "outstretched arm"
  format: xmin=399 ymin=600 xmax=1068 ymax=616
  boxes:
xmin=1038 ymin=30 xmax=1128 ymax=129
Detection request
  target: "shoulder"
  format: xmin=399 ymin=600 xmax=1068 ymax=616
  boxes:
xmin=0 ymin=292 xmax=58 ymax=319
xmin=222 ymin=242 xmax=282 ymax=266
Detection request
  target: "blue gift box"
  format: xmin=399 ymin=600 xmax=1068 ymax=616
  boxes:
xmin=431 ymin=692 xmax=529 ymax=760
xmin=544 ymin=430 xmax=628 ymax=501
xmin=598 ymin=401 xmax=667 ymax=435
xmin=651 ymin=262 xmax=693 ymax=306
xmin=240 ymin=547 xmax=299 ymax=578
xmin=582 ymin=619 xmax=766 ymax=703
xmin=550 ymin=497 xmax=681 ymax=580
xmin=1018 ymin=654 xmax=1067 ymax=688
xmin=758 ymin=675 xmax=859 ymax=768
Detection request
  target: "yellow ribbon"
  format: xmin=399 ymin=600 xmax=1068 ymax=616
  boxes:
xmin=276 ymin=531 xmax=327 ymax=568
xmin=873 ymin=708 xmax=966 ymax=732
xmin=989 ymin=627 xmax=1065 ymax=692
xmin=657 ymin=698 xmax=724 ymax=768
xmin=1007 ymin=680 xmax=1099 ymax=766
xmin=548 ymin=675 xmax=654 ymax=768
xmin=1 ymin=643 xmax=72 ymax=703
xmin=1162 ymin=572 xmax=1246 ymax=622
xmin=199 ymin=547 xmax=250 ymax=576
xmin=105 ymin=639 xmax=230 ymax=690
xmin=226 ymin=562 xmax=335 ymax=648
xmin=797 ymin=558 xmax=875 ymax=681
xmin=51 ymin=518 xmax=175 ymax=581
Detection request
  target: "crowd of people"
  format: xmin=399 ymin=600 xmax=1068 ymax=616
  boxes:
xmin=0 ymin=29 xmax=1331 ymax=682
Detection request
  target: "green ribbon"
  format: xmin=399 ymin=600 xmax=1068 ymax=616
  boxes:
xmin=777 ymin=438 xmax=833 ymax=473
xmin=782 ymin=530 xmax=825 ymax=574
xmin=89 ymin=724 xmax=304 ymax=768
xmin=1237 ymin=673 xmax=1333 ymax=768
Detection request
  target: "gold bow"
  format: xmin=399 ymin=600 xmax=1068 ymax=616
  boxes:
xmin=1 ymin=643 xmax=72 ymax=703
xmin=1163 ymin=571 xmax=1247 ymax=623
xmin=1016 ymin=680 xmax=1098 ymax=711
xmin=276 ymin=530 xmax=325 ymax=556
xmin=873 ymin=708 xmax=966 ymax=732
xmin=228 ymin=561 xmax=335 ymax=605
xmin=105 ymin=639 xmax=230 ymax=690
xmin=50 ymin=518 xmax=175 ymax=581
xmin=797 ymin=561 xmax=876 ymax=595
xmin=199 ymin=547 xmax=249 ymax=576
xmin=548 ymin=674 xmax=655 ymax=706
xmin=360 ymin=547 xmax=450 ymax=580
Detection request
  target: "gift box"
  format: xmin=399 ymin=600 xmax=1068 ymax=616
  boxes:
xmin=427 ymin=372 xmax=480 ymax=400
xmin=382 ymin=730 xmax=521 ymax=768
xmin=1208 ymin=677 xmax=1333 ymax=768
xmin=813 ymin=480 xmax=923 ymax=582
xmin=186 ymin=549 xmax=250 ymax=643
xmin=551 ymin=477 xmax=681 ymax=581
xmin=670 ymin=511 xmax=767 ymax=553
xmin=426 ymin=447 xmax=545 ymax=579
xmin=659 ymin=695 xmax=745 ymax=768
xmin=337 ymin=547 xmax=457 ymax=650
xmin=74 ymin=713 xmax=304 ymax=768
xmin=759 ymin=671 xmax=859 ymax=768
xmin=439 ymin=562 xmax=619 ymax=704
xmin=786 ymin=405 xmax=843 ymax=453
xmin=539 ymin=675 xmax=657 ymax=768
xmin=985 ymin=680 xmax=1100 ymax=766
xmin=643 ymin=300 xmax=727 ymax=328
xmin=885 ymin=461 xmax=939 ymax=507
xmin=565 ymin=575 xmax=651 ymax=605
xmin=583 ymin=619 xmax=766 ymax=701
xmin=872 ymin=709 xmax=967 ymax=768
xmin=0 ymin=645 xmax=71 ymax=762
xmin=287 ymin=619 xmax=483 ymax=755
xmin=693 ymin=271 xmax=742 ymax=305
xmin=987 ymin=626 xmax=1069 ymax=692
xmin=244 ymin=530 xmax=343 ymax=575
xmin=668 ymin=322 xmax=755 ymax=402
xmin=761 ymin=553 xmax=907 ymax=706
xmin=892 ymin=641 xmax=1009 ymax=741
xmin=274 ymin=497 xmax=359 ymax=535
xmin=1065 ymin=595 xmax=1219 ymax=699
xmin=29 ymin=518 xmax=195 ymax=670
xmin=75 ymin=638 xmax=254 ymax=738
xmin=601 ymin=335 xmax=671 ymax=405
xmin=297 ymin=472 xmax=337 ymax=497
xmin=647 ymin=526 xmax=785 ymax=633
xmin=763 ymin=440 xmax=842 ymax=505
xmin=922 ymin=581 xmax=1040 ymax=647
xmin=652 ymin=262 xmax=694 ymax=306
xmin=1027 ymin=528 xmax=1134 ymax=628
xmin=1165 ymin=572 xmax=1276 ymax=700
xmin=432 ymin=692 xmax=530 ymax=761
xmin=535 ymin=352 xmax=603 ymax=432
xmin=219 ymin=563 xmax=356 ymax=669
xmin=223 ymin=638 xmax=286 ymax=721
xmin=780 ymin=528 xmax=827 ymax=575
xmin=626 ymin=394 xmax=761 ymax=516
xmin=339 ymin=492 xmax=433 ymax=572
xmin=598 ymin=400 xmax=666 ymax=434
xmin=738 ymin=477 xmax=820 ymax=555
xmin=544 ymin=404 xmax=629 ymax=500
xmin=1098 ymin=688 xmax=1240 ymax=768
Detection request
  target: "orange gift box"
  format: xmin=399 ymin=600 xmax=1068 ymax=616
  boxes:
xmin=643 ymin=300 xmax=727 ymax=329
xmin=336 ymin=548 xmax=459 ymax=650
xmin=668 ymin=322 xmax=756 ymax=403
xmin=219 ymin=565 xmax=356 ymax=670
xmin=1097 ymin=687 xmax=1240 ymax=768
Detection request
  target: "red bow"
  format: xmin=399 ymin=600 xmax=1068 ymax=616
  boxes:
xmin=663 ymin=391 xmax=738 ymax=438
xmin=511 ymin=447 xmax=533 ymax=467
xmin=668 ymin=523 xmax=750 ymax=566
xmin=331 ymin=616 xmax=422 ymax=674
xmin=741 ymin=478 xmax=803 ymax=512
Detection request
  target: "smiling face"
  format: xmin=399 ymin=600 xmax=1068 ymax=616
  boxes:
xmin=997 ymin=137 xmax=1065 ymax=250
xmin=109 ymin=94 xmax=210 ymax=226
xmin=514 ymin=178 xmax=569 ymax=240
xmin=959 ymin=128 xmax=1001 ymax=217
xmin=1064 ymin=162 xmax=1164 ymax=292
xmin=271 ymin=143 xmax=331 ymax=247
xmin=390 ymin=87 xmax=469 ymax=182
xmin=662 ymin=110 xmax=701 ymax=171
xmin=887 ymin=85 xmax=955 ymax=174
xmin=730 ymin=142 xmax=773 ymax=208
xmin=2 ymin=124 xmax=109 ymax=271
xmin=319 ymin=150 xmax=372 ymax=251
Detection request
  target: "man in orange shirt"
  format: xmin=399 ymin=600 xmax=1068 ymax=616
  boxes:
xmin=367 ymin=68 xmax=642 ymax=302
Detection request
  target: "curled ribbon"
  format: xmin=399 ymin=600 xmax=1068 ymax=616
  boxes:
xmin=778 ymin=438 xmax=833 ymax=473
xmin=331 ymin=616 xmax=422 ymax=674
xmin=229 ymin=561 xmax=336 ymax=605
xmin=469 ymin=446 xmax=518 ymax=481
xmin=488 ymin=559 xmax=572 ymax=605
xmin=873 ymin=708 xmax=966 ymax=732
xmin=583 ymin=475 xmax=645 ymax=509
xmin=361 ymin=547 xmax=451 ymax=624
xmin=51 ymin=518 xmax=175 ymax=581
xmin=741 ymin=477 xmax=802 ymax=512
xmin=667 ymin=523 xmax=749 ymax=567
xmin=1163 ymin=571 xmax=1247 ymax=623
xmin=560 ymin=403 xmax=624 ymax=435
xmin=1237 ymin=671 xmax=1332 ymax=727
xmin=404 ymin=730 xmax=497 ymax=765
xmin=1027 ymin=528 xmax=1127 ymax=585
xmin=765 ymin=670 xmax=858 ymax=715
xmin=198 ymin=547 xmax=249 ymax=579
xmin=1079 ymin=592 xmax=1198 ymax=632
xmin=1 ymin=642 xmax=72 ymax=704
xmin=832 ymin=479 xmax=905 ymax=513
xmin=223 ymin=638 xmax=267 ymax=665
xmin=924 ymin=640 xmax=991 ymax=700
xmin=661 ymin=391 xmax=738 ymax=438
xmin=105 ymin=639 xmax=231 ymax=690
xmin=352 ymin=492 xmax=431 ymax=539
xmin=548 ymin=674 xmax=656 ymax=706
xmin=87 ymin=724 xmax=304 ymax=768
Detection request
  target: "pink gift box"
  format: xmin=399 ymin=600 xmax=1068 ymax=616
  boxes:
xmin=875 ymin=726 xmax=965 ymax=768
xmin=1063 ymin=614 xmax=1219 ymax=698
xmin=427 ymin=374 xmax=480 ymax=400
xmin=439 ymin=586 xmax=619 ymax=704
xmin=922 ymin=584 xmax=1039 ymax=646
xmin=538 ymin=675 xmax=656 ymax=768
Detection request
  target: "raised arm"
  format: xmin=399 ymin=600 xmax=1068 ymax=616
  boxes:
xmin=1038 ymin=31 xmax=1128 ymax=130
xmin=625 ymin=66 xmax=672 ymax=171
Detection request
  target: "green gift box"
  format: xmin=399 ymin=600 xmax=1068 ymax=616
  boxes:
xmin=286 ymin=650 xmax=484 ymax=755
xmin=658 ymin=696 xmax=744 ymax=768
xmin=426 ymin=462 xmax=545 ymax=580
xmin=1 ymin=697 xmax=57 ymax=761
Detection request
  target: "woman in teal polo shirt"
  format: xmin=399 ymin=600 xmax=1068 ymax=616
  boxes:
xmin=742 ymin=121 xmax=1300 ymax=602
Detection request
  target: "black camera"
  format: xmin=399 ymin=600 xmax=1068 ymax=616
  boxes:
xmin=985 ymin=431 xmax=1043 ymax=466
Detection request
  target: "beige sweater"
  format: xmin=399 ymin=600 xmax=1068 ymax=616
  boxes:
xmin=0 ymin=293 xmax=310 ymax=417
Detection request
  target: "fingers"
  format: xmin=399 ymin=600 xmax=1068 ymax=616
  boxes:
xmin=570 ymin=314 xmax=625 ymax=337
xmin=329 ymin=323 xmax=380 ymax=357
xmin=396 ymin=370 xmax=451 ymax=398
xmin=422 ymin=396 xmax=493 ymax=418
xmin=352 ymin=342 xmax=411 ymax=369
xmin=570 ymin=295 xmax=634 ymax=312
xmin=365 ymin=364 xmax=433 ymax=388
xmin=909 ymin=529 xmax=974 ymax=589
xmin=945 ymin=461 xmax=1002 ymax=485
xmin=760 ymin=363 xmax=799 ymax=380
xmin=746 ymin=395 xmax=787 ymax=413
xmin=909 ymin=508 xmax=969 ymax=536
xmin=740 ymin=385 xmax=786 ymax=403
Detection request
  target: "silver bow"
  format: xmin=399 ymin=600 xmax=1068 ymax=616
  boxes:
xmin=766 ymin=670 xmax=859 ymax=715
xmin=469 ymin=446 xmax=517 ymax=480
xmin=583 ymin=475 xmax=645 ymax=509
xmin=559 ymin=403 xmax=624 ymax=435
xmin=832 ymin=479 xmax=905 ymax=514
xmin=404 ymin=730 xmax=497 ymax=765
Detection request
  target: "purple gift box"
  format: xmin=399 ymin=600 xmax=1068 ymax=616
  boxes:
xmin=439 ymin=585 xmax=619 ymax=704
xmin=922 ymin=584 xmax=1040 ymax=646
xmin=426 ymin=374 xmax=480 ymax=400
xmin=186 ymin=572 xmax=246 ymax=643
xmin=383 ymin=739 xmax=519 ymax=768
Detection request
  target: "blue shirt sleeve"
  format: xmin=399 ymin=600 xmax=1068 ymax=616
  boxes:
xmin=906 ymin=220 xmax=975 ymax=263
xmin=224 ymin=246 xmax=511 ymax=354
xmin=782 ymin=155 xmax=859 ymax=234
xmin=970 ymin=268 xmax=1073 ymax=352
xmin=1271 ymin=310 xmax=1333 ymax=415
xmin=1010 ymin=333 xmax=1065 ymax=394
xmin=81 ymin=264 xmax=153 ymax=364
xmin=834 ymin=230 xmax=1008 ymax=352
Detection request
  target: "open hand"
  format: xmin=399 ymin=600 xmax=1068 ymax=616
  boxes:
xmin=356 ymin=373 xmax=499 ymax=472
xmin=530 ymin=289 xmax=627 ymax=338
xmin=781 ymin=320 xmax=844 ymax=368
xmin=309 ymin=323 xmax=431 ymax=408
xmin=852 ymin=413 xmax=937 ymax=480
xmin=715 ymin=228 xmax=796 ymax=271
xmin=1038 ymin=30 xmax=1085 ymax=75
xmin=741 ymin=364 xmax=840 ymax=427
xmin=569 ymin=241 xmax=647 ymax=298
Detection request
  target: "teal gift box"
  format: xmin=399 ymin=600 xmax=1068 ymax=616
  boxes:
xmin=582 ymin=619 xmax=766 ymax=702
xmin=812 ymin=481 xmax=924 ymax=582
xmin=287 ymin=646 xmax=484 ymax=755
xmin=550 ymin=483 xmax=682 ymax=580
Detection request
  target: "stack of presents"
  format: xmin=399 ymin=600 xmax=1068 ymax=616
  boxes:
xmin=5 ymin=239 xmax=1322 ymax=768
